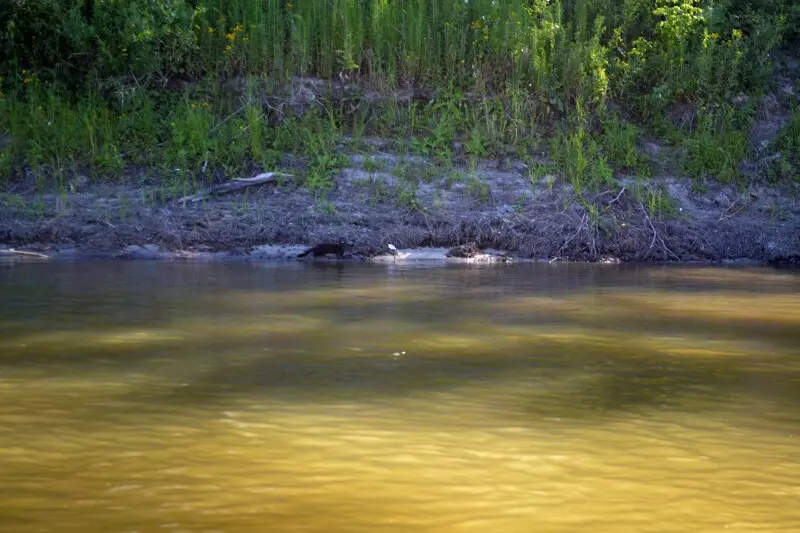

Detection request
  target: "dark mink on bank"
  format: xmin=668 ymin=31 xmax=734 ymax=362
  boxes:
xmin=297 ymin=238 xmax=349 ymax=259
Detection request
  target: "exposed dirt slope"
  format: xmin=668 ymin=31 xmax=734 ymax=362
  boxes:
xmin=2 ymin=148 xmax=798 ymax=264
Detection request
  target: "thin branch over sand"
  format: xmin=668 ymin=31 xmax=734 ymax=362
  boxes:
xmin=177 ymin=172 xmax=293 ymax=204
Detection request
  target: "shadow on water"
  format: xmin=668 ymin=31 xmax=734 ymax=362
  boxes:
xmin=138 ymin=335 xmax=800 ymax=430
xmin=1 ymin=260 xmax=799 ymax=429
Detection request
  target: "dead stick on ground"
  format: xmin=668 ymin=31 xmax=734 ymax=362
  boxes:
xmin=0 ymin=249 xmax=50 ymax=259
xmin=717 ymin=195 xmax=748 ymax=222
xmin=177 ymin=172 xmax=293 ymax=204
xmin=607 ymin=187 xmax=626 ymax=206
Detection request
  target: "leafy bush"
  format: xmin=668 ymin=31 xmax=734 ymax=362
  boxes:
xmin=768 ymin=107 xmax=800 ymax=183
xmin=600 ymin=113 xmax=650 ymax=176
xmin=680 ymin=105 xmax=749 ymax=183
xmin=2 ymin=0 xmax=794 ymax=105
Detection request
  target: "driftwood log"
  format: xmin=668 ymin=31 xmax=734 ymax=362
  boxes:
xmin=0 ymin=248 xmax=50 ymax=259
xmin=177 ymin=172 xmax=292 ymax=204
xmin=446 ymin=242 xmax=513 ymax=262
xmin=446 ymin=242 xmax=482 ymax=258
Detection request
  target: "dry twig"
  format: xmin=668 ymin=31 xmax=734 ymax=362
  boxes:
xmin=607 ymin=187 xmax=627 ymax=206
xmin=717 ymin=188 xmax=752 ymax=222
xmin=209 ymin=106 xmax=245 ymax=135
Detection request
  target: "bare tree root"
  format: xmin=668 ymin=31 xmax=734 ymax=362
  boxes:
xmin=559 ymin=212 xmax=589 ymax=255
xmin=639 ymin=202 xmax=679 ymax=261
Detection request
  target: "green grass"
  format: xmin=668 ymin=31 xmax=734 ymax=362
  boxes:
xmin=0 ymin=81 xmax=352 ymax=196
xmin=464 ymin=173 xmax=491 ymax=204
xmin=362 ymin=156 xmax=388 ymax=173
xmin=0 ymin=0 xmax=798 ymax=192
xmin=4 ymin=0 xmax=795 ymax=102
xmin=551 ymin=101 xmax=616 ymax=194
xmin=634 ymin=183 xmax=680 ymax=218
xmin=600 ymin=112 xmax=651 ymax=177
xmin=679 ymin=105 xmax=750 ymax=184
xmin=396 ymin=181 xmax=421 ymax=211
xmin=767 ymin=106 xmax=800 ymax=184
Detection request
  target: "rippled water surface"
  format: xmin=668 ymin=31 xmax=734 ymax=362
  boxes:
xmin=1 ymin=259 xmax=799 ymax=533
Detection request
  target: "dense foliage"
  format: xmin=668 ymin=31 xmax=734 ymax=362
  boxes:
xmin=3 ymin=0 xmax=797 ymax=103
xmin=0 ymin=0 xmax=798 ymax=190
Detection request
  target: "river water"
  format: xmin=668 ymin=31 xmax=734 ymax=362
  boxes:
xmin=1 ymin=259 xmax=799 ymax=533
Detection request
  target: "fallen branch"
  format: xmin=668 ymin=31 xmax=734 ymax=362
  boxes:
xmin=717 ymin=189 xmax=752 ymax=222
xmin=177 ymin=172 xmax=293 ymax=204
xmin=0 ymin=248 xmax=50 ymax=259
xmin=718 ymin=201 xmax=747 ymax=222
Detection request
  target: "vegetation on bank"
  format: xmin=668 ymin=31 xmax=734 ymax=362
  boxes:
xmin=1 ymin=0 xmax=799 ymax=207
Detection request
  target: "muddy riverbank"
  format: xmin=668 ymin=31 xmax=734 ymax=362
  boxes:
xmin=2 ymin=148 xmax=799 ymax=265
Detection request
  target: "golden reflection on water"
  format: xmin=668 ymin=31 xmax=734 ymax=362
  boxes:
xmin=0 ymin=261 xmax=799 ymax=533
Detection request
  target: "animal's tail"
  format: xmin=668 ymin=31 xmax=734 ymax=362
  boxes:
xmin=297 ymin=249 xmax=311 ymax=258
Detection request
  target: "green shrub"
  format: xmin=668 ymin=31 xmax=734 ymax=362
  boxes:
xmin=680 ymin=105 xmax=749 ymax=183
xmin=768 ymin=107 xmax=800 ymax=183
xmin=552 ymin=101 xmax=616 ymax=194
xmin=600 ymin=113 xmax=650 ymax=176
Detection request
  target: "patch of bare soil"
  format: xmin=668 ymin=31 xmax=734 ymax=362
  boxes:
xmin=1 ymin=149 xmax=799 ymax=264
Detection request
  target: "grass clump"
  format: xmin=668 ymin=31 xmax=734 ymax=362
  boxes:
xmin=551 ymin=102 xmax=616 ymax=195
xmin=396 ymin=181 xmax=421 ymax=211
xmin=679 ymin=105 xmax=750 ymax=184
xmin=599 ymin=112 xmax=651 ymax=177
xmin=410 ymin=85 xmax=466 ymax=165
xmin=767 ymin=106 xmax=800 ymax=184
xmin=0 ymin=75 xmax=357 ymax=195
